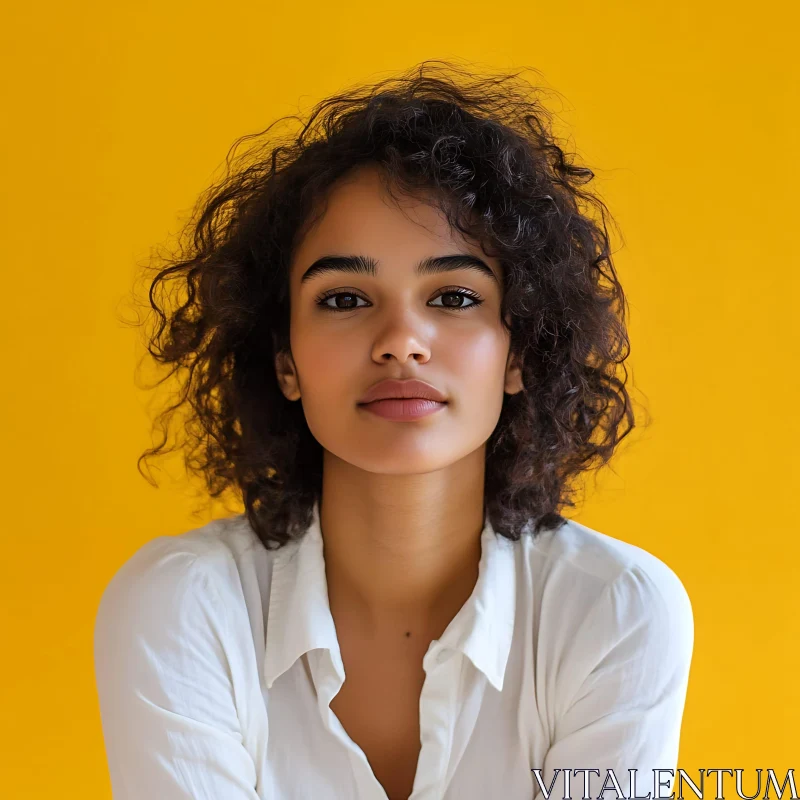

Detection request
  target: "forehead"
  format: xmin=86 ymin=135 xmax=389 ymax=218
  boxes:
xmin=291 ymin=164 xmax=496 ymax=276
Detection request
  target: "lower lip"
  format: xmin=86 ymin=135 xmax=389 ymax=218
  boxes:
xmin=357 ymin=398 xmax=447 ymax=421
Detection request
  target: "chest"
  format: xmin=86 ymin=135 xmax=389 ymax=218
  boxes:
xmin=263 ymin=632 xmax=541 ymax=800
xmin=328 ymin=633 xmax=432 ymax=800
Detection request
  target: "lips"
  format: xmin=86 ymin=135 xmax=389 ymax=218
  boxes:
xmin=357 ymin=378 xmax=448 ymax=405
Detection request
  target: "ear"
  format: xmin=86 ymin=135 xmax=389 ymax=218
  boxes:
xmin=504 ymin=349 xmax=524 ymax=396
xmin=274 ymin=346 xmax=302 ymax=401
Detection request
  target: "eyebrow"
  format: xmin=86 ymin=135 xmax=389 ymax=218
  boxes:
xmin=299 ymin=254 xmax=499 ymax=286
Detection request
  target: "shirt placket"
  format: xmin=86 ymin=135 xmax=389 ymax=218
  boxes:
xmin=310 ymin=647 xmax=390 ymax=800
xmin=407 ymin=645 xmax=463 ymax=800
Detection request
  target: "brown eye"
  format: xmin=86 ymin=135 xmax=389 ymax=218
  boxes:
xmin=315 ymin=287 xmax=484 ymax=313
xmin=317 ymin=292 xmax=369 ymax=311
xmin=430 ymin=289 xmax=484 ymax=311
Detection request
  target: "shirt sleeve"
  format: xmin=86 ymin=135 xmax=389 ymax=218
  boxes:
xmin=535 ymin=561 xmax=694 ymax=800
xmin=93 ymin=538 xmax=261 ymax=799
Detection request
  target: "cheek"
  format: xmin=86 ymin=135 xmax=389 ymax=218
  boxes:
xmin=293 ymin=327 xmax=360 ymax=396
xmin=446 ymin=328 xmax=509 ymax=382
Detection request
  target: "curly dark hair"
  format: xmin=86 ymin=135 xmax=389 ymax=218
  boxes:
xmin=130 ymin=59 xmax=640 ymax=551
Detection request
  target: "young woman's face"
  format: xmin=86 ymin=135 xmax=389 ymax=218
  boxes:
xmin=276 ymin=162 xmax=523 ymax=475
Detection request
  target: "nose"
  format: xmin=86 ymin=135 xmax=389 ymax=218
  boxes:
xmin=369 ymin=308 xmax=433 ymax=364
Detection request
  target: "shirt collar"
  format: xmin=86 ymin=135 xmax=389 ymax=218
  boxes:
xmin=263 ymin=499 xmax=518 ymax=692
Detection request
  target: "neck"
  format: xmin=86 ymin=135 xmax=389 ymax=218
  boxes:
xmin=319 ymin=448 xmax=486 ymax=638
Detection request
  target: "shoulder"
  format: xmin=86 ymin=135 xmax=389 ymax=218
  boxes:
xmin=94 ymin=514 xmax=273 ymax=645
xmin=521 ymin=515 xmax=693 ymax=622
xmin=93 ymin=517 xmax=276 ymax=752
xmin=518 ymin=517 xmax=694 ymax=698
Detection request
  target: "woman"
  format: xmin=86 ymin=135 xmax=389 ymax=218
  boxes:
xmin=94 ymin=60 xmax=694 ymax=800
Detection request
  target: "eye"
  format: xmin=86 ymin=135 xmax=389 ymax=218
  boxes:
xmin=314 ymin=287 xmax=485 ymax=313
xmin=316 ymin=291 xmax=369 ymax=312
xmin=429 ymin=288 xmax=484 ymax=312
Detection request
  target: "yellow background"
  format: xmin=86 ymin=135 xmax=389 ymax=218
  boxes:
xmin=2 ymin=1 xmax=798 ymax=796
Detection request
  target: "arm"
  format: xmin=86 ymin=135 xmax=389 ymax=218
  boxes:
xmin=536 ymin=562 xmax=695 ymax=800
xmin=93 ymin=539 xmax=261 ymax=799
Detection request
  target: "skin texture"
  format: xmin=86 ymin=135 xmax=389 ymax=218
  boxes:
xmin=274 ymin=162 xmax=524 ymax=799
xmin=275 ymin=160 xmax=524 ymax=629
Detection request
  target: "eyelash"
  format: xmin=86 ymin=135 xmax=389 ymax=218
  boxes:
xmin=315 ymin=286 xmax=485 ymax=313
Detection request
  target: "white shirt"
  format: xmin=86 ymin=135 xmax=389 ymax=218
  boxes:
xmin=94 ymin=500 xmax=694 ymax=800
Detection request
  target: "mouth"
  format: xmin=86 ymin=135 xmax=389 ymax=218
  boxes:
xmin=357 ymin=397 xmax=448 ymax=422
xmin=357 ymin=378 xmax=448 ymax=405
xmin=356 ymin=397 xmax=448 ymax=405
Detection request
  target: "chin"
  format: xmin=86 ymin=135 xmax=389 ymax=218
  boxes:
xmin=331 ymin=442 xmax=462 ymax=476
